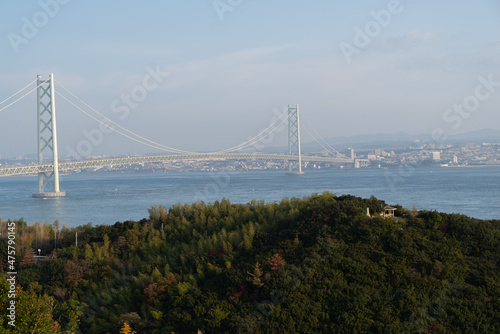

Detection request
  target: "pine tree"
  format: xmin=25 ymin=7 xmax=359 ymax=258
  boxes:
xmin=148 ymin=204 xmax=168 ymax=223
xmin=242 ymin=234 xmax=253 ymax=251
xmin=269 ymin=253 xmax=286 ymax=271
xmin=84 ymin=243 xmax=94 ymax=261
xmin=120 ymin=322 xmax=136 ymax=334
xmin=103 ymin=234 xmax=110 ymax=258
xmin=20 ymin=248 xmax=36 ymax=265
xmin=247 ymin=262 xmax=264 ymax=287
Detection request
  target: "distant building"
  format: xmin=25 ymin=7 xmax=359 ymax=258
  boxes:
xmin=432 ymin=152 xmax=441 ymax=160
xmin=345 ymin=148 xmax=355 ymax=159
xmin=453 ymin=155 xmax=458 ymax=164
xmin=354 ymin=159 xmax=370 ymax=168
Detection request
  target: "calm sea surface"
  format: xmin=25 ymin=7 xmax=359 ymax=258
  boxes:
xmin=0 ymin=167 xmax=499 ymax=227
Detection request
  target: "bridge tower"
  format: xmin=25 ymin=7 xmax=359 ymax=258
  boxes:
xmin=33 ymin=74 xmax=66 ymax=198
xmin=287 ymin=104 xmax=304 ymax=175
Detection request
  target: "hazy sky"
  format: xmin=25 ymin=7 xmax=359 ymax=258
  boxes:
xmin=1 ymin=0 xmax=499 ymax=159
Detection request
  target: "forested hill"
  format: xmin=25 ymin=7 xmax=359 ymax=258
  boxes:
xmin=0 ymin=193 xmax=499 ymax=333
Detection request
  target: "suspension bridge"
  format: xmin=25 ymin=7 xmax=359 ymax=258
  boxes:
xmin=0 ymin=74 xmax=353 ymax=198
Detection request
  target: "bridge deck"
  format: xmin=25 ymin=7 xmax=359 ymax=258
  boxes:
xmin=0 ymin=153 xmax=352 ymax=177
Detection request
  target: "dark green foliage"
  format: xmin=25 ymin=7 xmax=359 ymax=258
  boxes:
xmin=1 ymin=192 xmax=499 ymax=333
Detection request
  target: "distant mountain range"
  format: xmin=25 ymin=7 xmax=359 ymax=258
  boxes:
xmin=298 ymin=128 xmax=500 ymax=152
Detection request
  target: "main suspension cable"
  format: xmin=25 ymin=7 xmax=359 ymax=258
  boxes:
xmin=56 ymin=91 xmax=194 ymax=154
xmin=57 ymin=79 xmax=290 ymax=155
xmin=55 ymin=81 xmax=193 ymax=154
xmin=0 ymin=79 xmax=49 ymax=113
xmin=214 ymin=109 xmax=288 ymax=153
xmin=0 ymin=79 xmax=37 ymax=106
xmin=300 ymin=110 xmax=345 ymax=158
xmin=216 ymin=115 xmax=288 ymax=154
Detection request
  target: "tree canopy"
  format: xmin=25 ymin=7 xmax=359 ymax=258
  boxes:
xmin=0 ymin=192 xmax=498 ymax=333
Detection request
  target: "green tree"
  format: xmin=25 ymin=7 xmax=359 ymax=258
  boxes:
xmin=0 ymin=278 xmax=60 ymax=333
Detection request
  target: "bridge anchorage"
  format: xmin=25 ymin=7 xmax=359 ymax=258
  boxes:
xmin=33 ymin=74 xmax=65 ymax=198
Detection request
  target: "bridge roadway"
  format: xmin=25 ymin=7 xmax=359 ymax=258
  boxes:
xmin=0 ymin=153 xmax=352 ymax=177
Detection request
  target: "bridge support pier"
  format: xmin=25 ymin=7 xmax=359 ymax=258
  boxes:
xmin=33 ymin=74 xmax=65 ymax=198
xmin=288 ymin=104 xmax=304 ymax=175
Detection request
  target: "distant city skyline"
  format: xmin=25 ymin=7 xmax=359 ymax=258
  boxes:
xmin=1 ymin=0 xmax=499 ymax=158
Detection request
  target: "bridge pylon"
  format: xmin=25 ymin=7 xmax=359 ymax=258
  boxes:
xmin=32 ymin=74 xmax=65 ymax=198
xmin=287 ymin=104 xmax=304 ymax=175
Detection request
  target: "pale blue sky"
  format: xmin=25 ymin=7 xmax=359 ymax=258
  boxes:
xmin=1 ymin=0 xmax=499 ymax=158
